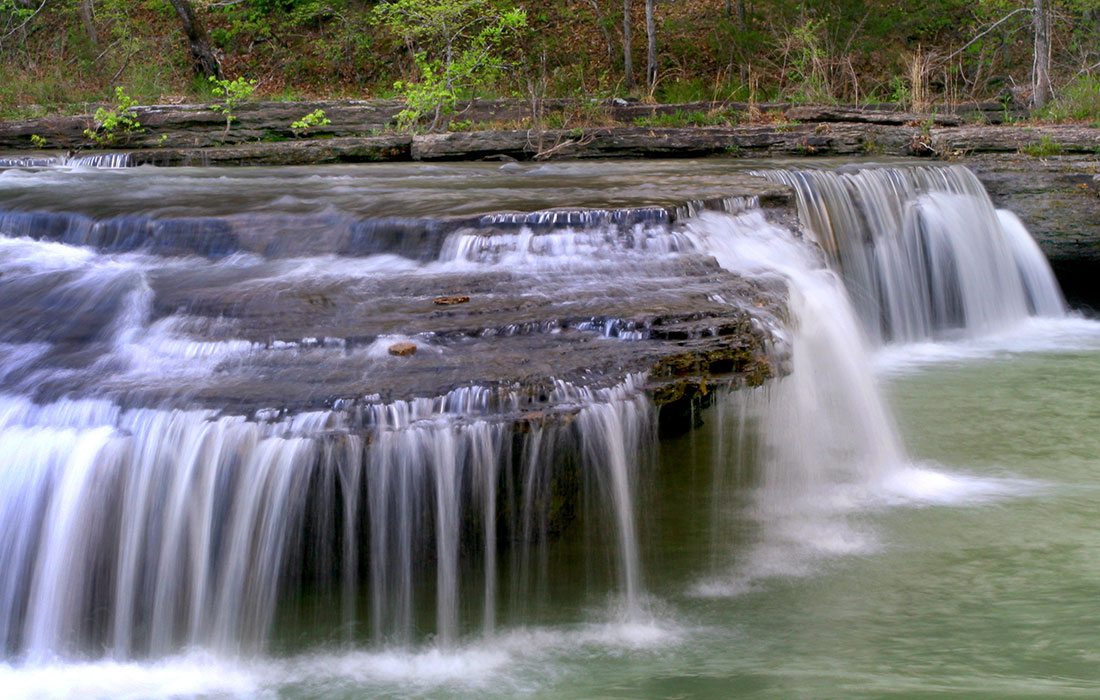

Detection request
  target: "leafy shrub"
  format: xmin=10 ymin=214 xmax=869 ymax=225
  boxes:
xmin=290 ymin=108 xmax=331 ymax=136
xmin=83 ymin=87 xmax=143 ymax=146
xmin=372 ymin=0 xmax=527 ymax=131
xmin=209 ymin=76 xmax=257 ymax=138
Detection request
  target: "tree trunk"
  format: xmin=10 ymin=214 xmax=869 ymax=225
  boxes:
xmin=1031 ymin=0 xmax=1052 ymax=109
xmin=623 ymin=0 xmax=634 ymax=91
xmin=585 ymin=0 xmax=615 ymax=68
xmin=79 ymin=0 xmax=97 ymax=47
xmin=645 ymin=0 xmax=657 ymax=91
xmin=167 ymin=0 xmax=222 ymax=80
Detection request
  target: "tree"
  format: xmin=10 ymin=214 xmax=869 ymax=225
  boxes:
xmin=79 ymin=0 xmax=97 ymax=47
xmin=623 ymin=0 xmax=634 ymax=91
xmin=644 ymin=0 xmax=656 ymax=90
xmin=373 ymin=0 xmax=527 ymax=131
xmin=1031 ymin=0 xmax=1052 ymax=108
xmin=167 ymin=0 xmax=222 ymax=79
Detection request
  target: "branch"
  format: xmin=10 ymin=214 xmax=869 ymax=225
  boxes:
xmin=942 ymin=7 xmax=1034 ymax=64
xmin=533 ymin=132 xmax=597 ymax=160
xmin=0 ymin=0 xmax=47 ymax=44
xmin=1075 ymin=60 xmax=1100 ymax=78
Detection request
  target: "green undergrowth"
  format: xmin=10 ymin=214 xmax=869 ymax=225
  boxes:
xmin=1037 ymin=75 xmax=1100 ymax=126
xmin=1020 ymin=134 xmax=1063 ymax=157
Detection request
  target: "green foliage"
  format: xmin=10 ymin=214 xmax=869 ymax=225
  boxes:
xmin=290 ymin=108 xmax=331 ymax=136
xmin=83 ymin=87 xmax=144 ymax=146
xmin=657 ymin=78 xmax=710 ymax=104
xmin=208 ymin=76 xmax=257 ymax=137
xmin=632 ymin=109 xmax=737 ymax=128
xmin=888 ymin=76 xmax=912 ymax=107
xmin=0 ymin=0 xmax=37 ymax=39
xmin=4 ymin=0 xmax=1100 ymax=125
xmin=1020 ymin=134 xmax=1063 ymax=157
xmin=29 ymin=134 xmax=46 ymax=148
xmin=372 ymin=0 xmax=527 ymax=131
xmin=783 ymin=18 xmax=835 ymax=104
xmin=1038 ymin=75 xmax=1100 ymax=122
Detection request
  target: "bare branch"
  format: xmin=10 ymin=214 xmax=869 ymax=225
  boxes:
xmin=0 ymin=0 xmax=47 ymax=45
xmin=942 ymin=7 xmax=1034 ymax=64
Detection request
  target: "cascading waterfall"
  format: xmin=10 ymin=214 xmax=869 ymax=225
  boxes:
xmin=683 ymin=208 xmax=904 ymax=498
xmin=0 ymin=378 xmax=650 ymax=658
xmin=760 ymin=165 xmax=1066 ymax=343
xmin=0 ymin=181 xmax=673 ymax=661
xmin=0 ymin=154 xmax=132 ymax=169
xmin=681 ymin=164 xmax=1068 ymax=593
xmin=0 ymin=160 xmax=1073 ymax=698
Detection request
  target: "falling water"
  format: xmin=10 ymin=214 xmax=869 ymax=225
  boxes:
xmin=760 ymin=165 xmax=1066 ymax=343
xmin=0 ymin=378 xmax=651 ymax=658
xmin=0 ymin=153 xmax=132 ymax=169
xmin=0 ymin=160 xmax=1075 ymax=698
xmin=684 ymin=208 xmax=904 ymax=497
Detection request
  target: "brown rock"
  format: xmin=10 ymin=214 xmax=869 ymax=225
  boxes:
xmin=433 ymin=295 xmax=470 ymax=305
xmin=388 ymin=342 xmax=417 ymax=356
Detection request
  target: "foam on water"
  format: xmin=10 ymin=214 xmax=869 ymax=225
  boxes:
xmin=874 ymin=315 xmax=1100 ymax=375
xmin=0 ymin=613 xmax=685 ymax=700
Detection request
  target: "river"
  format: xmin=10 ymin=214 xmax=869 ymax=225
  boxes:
xmin=1 ymin=157 xmax=1097 ymax=699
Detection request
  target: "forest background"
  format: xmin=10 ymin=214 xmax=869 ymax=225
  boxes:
xmin=0 ymin=0 xmax=1098 ymax=127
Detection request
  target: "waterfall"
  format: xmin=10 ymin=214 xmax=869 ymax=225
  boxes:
xmin=684 ymin=209 xmax=904 ymax=494
xmin=0 ymin=154 xmax=132 ymax=169
xmin=0 ymin=375 xmax=651 ymax=658
xmin=759 ymin=165 xmax=1066 ymax=343
xmin=0 ymin=159 xmax=1069 ymax=676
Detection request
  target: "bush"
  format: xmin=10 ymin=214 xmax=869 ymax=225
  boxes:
xmin=1039 ymin=75 xmax=1100 ymax=124
xmin=290 ymin=108 xmax=331 ymax=136
xmin=372 ymin=0 xmax=526 ymax=131
xmin=209 ymin=76 xmax=258 ymax=138
xmin=83 ymin=87 xmax=143 ymax=146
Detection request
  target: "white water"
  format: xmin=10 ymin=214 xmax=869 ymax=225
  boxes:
xmin=681 ymin=210 xmax=910 ymax=594
xmin=0 ymin=371 xmax=652 ymax=659
xmin=0 ymin=153 xmax=132 ymax=169
xmin=761 ymin=165 xmax=1066 ymax=343
xmin=681 ymin=164 xmax=1071 ymax=596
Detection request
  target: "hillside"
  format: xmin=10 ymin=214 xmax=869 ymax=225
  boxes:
xmin=1 ymin=1 xmax=1098 ymax=123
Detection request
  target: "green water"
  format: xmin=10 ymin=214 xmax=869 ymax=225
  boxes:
xmin=457 ymin=340 xmax=1100 ymax=700
xmin=542 ymin=346 xmax=1100 ymax=699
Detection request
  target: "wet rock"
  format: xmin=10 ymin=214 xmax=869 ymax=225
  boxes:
xmin=388 ymin=342 xmax=417 ymax=356
xmin=969 ymin=154 xmax=1100 ymax=307
xmin=434 ymin=295 xmax=471 ymax=305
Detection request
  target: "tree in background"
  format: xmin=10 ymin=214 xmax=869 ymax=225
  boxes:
xmin=1031 ymin=0 xmax=1052 ymax=107
xmin=167 ymin=0 xmax=222 ymax=79
xmin=644 ymin=0 xmax=657 ymax=91
xmin=623 ymin=0 xmax=634 ymax=91
xmin=374 ymin=0 xmax=526 ymax=131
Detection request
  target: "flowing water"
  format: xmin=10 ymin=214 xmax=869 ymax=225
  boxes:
xmin=1 ymin=158 xmax=1098 ymax=698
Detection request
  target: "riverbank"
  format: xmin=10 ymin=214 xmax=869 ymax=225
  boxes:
xmin=4 ymin=98 xmax=1097 ymax=161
